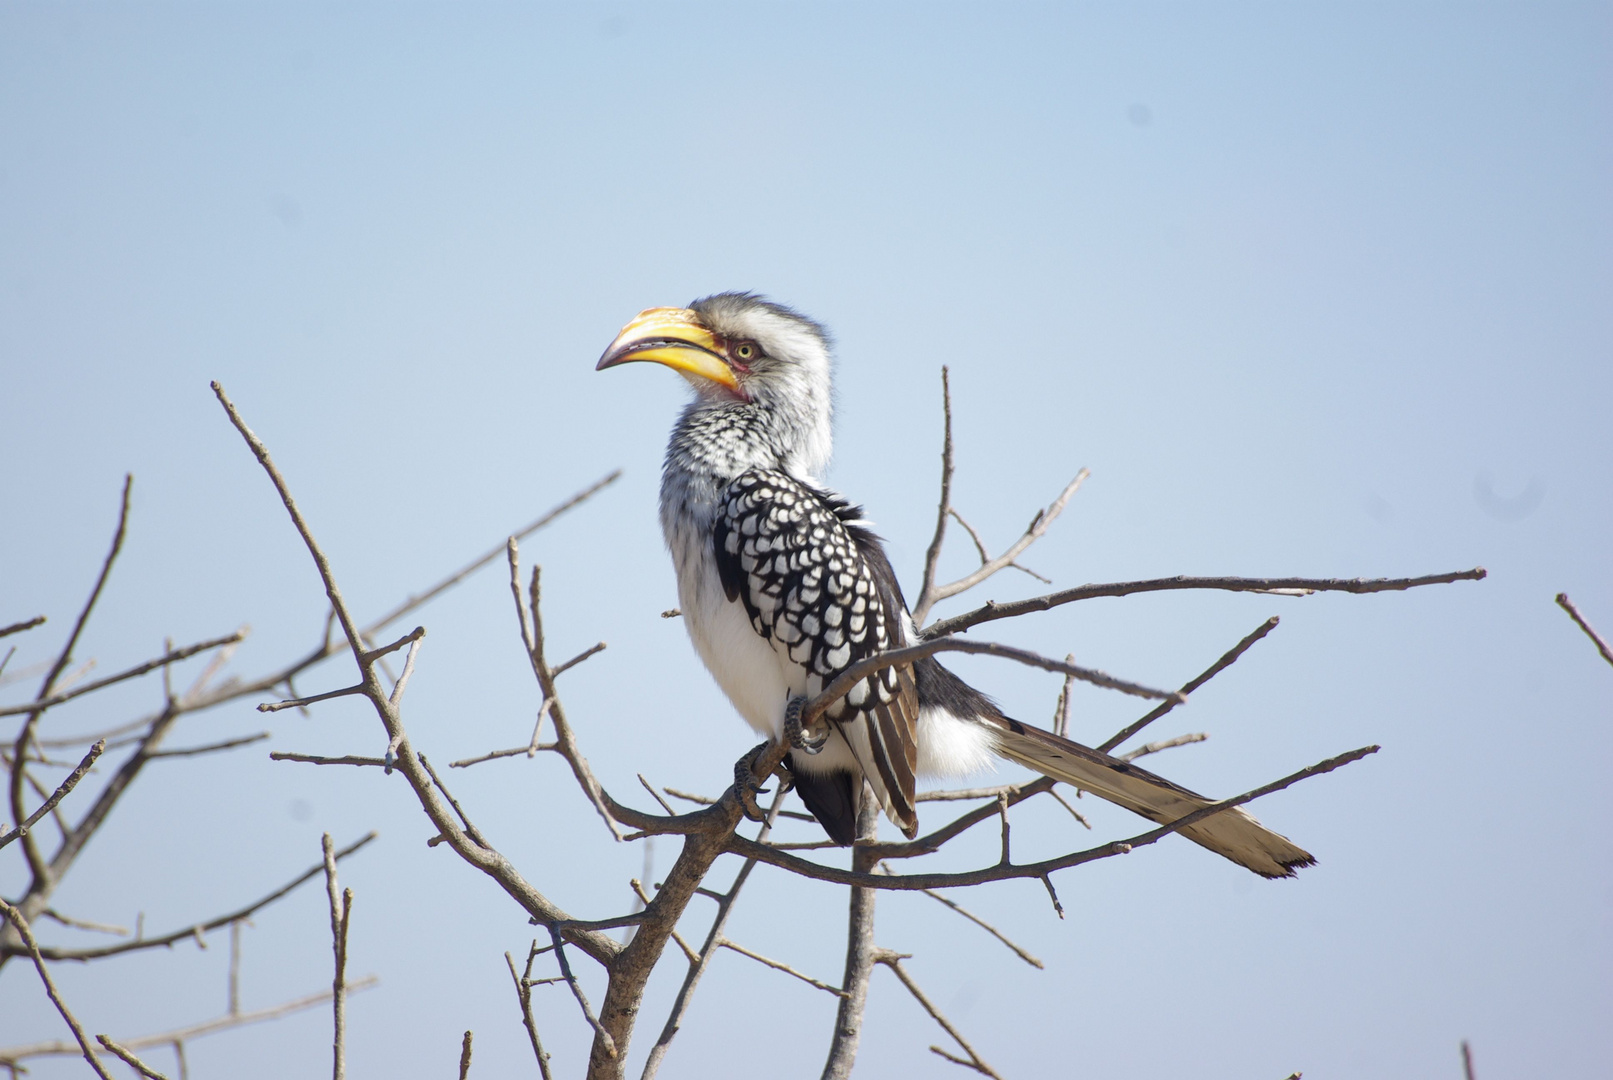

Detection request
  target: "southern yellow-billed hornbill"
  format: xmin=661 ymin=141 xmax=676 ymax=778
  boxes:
xmin=597 ymin=293 xmax=1312 ymax=877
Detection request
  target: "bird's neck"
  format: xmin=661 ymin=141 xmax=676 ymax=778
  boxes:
xmin=668 ymin=392 xmax=829 ymax=481
xmin=661 ymin=394 xmax=831 ymax=523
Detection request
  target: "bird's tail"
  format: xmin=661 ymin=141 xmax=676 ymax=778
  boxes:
xmin=988 ymin=717 xmax=1314 ymax=879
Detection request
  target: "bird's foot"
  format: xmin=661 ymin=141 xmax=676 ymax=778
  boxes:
xmin=784 ymin=695 xmax=829 ymax=755
xmin=732 ymin=742 xmax=772 ymax=823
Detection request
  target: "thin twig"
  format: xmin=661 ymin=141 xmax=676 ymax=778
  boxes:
xmin=925 ymin=568 xmax=1487 ymax=639
xmin=875 ymin=950 xmax=1004 ymax=1080
xmin=360 ymin=626 xmax=424 ymax=665
xmin=228 ymin=920 xmax=243 ymax=1016
xmin=1053 ymin=656 xmax=1075 ymax=738
xmin=447 ymin=744 xmax=557 ymax=769
xmin=457 ymin=1030 xmax=473 ymax=1080
xmin=716 ymin=938 xmax=847 ymax=996
xmin=270 ymin=752 xmax=388 ymax=768
xmin=0 ymin=740 xmax=104 ymax=851
xmin=361 ymin=470 xmax=621 ymax=635
xmin=1039 ymin=875 xmax=1064 ymax=919
xmin=9 ymin=833 xmax=377 ymax=962
xmin=321 ymin=834 xmax=350 ymax=1080
xmin=1556 ymin=593 xmax=1613 ymax=669
xmin=636 ymin=775 xmax=677 ymax=816
xmin=0 ymin=616 xmax=47 ymax=640
xmin=995 ymin=794 xmax=1011 ymax=866
xmin=923 ymin=469 xmax=1088 ymax=616
xmin=507 ymin=542 xmax=623 ymax=840
xmin=506 ymin=949 xmax=554 ymax=1080
xmin=878 ymin=863 xmax=1043 ymax=968
xmin=9 ymin=475 xmax=130 ymax=899
xmin=916 ymin=784 xmax=1021 ymax=802
xmin=149 ymin=733 xmax=270 ymax=760
xmin=913 ymin=366 xmax=955 ymax=626
xmin=949 ymin=507 xmax=990 ymax=564
xmin=256 ymin=683 xmax=365 ymax=713
xmin=0 ymin=978 xmax=379 ymax=1066
xmin=1099 ymin=616 xmax=1280 ymax=753
xmin=386 ymin=633 xmax=424 ymax=708
xmin=94 ymin=1037 xmax=170 ymax=1080
xmin=546 ymin=927 xmax=615 ymax=1059
xmin=1120 ymin=733 xmax=1208 ymax=762
xmin=1045 ymin=787 xmax=1091 ymax=829
xmin=0 ymin=898 xmax=116 ymax=1079
xmin=418 ymin=753 xmax=489 ymax=848
xmin=1461 ymin=1040 xmax=1476 ymax=1080
xmin=552 ymin=642 xmax=608 ymax=679
xmin=41 ymin=910 xmax=129 ymax=937
xmin=0 ymin=632 xmax=246 ymax=718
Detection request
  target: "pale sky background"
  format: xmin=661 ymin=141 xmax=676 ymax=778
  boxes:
xmin=2 ymin=4 xmax=1610 ymax=1078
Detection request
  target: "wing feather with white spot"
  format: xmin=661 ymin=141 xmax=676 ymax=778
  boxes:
xmin=712 ymin=468 xmax=919 ymax=836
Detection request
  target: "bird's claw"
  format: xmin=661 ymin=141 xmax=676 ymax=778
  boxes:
xmin=733 ymin=742 xmax=771 ymax=822
xmin=784 ymin=695 xmax=829 ymax=755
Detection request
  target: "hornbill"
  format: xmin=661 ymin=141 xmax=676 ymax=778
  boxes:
xmin=597 ymin=293 xmax=1312 ymax=877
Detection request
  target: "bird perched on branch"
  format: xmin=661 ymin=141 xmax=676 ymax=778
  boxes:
xmin=597 ymin=293 xmax=1312 ymax=877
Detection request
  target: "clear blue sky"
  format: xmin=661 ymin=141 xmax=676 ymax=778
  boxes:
xmin=3 ymin=4 xmax=1609 ymax=1078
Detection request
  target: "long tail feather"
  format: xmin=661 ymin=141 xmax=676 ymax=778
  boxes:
xmin=988 ymin=717 xmax=1315 ymax=878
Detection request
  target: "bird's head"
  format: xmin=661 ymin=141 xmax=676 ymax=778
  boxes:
xmin=595 ymin=292 xmax=833 ymax=409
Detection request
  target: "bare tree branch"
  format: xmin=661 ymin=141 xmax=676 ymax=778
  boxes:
xmin=447 ymin=744 xmax=556 ymax=769
xmin=715 ymin=936 xmax=847 ymax=997
xmin=820 ymin=793 xmax=883 ymax=1080
xmin=506 ymin=948 xmax=555 ymax=1080
xmin=730 ymin=746 xmax=1379 ymax=891
xmin=1099 ymin=616 xmax=1280 ymax=753
xmin=0 ymin=632 xmax=247 ymax=718
xmin=924 ymin=568 xmax=1488 ymax=640
xmin=547 ymin=926 xmax=616 ymax=1060
xmin=362 ymin=470 xmax=620 ymax=634
xmin=9 ymin=833 xmax=376 ymax=962
xmin=0 ymin=616 xmax=47 ymax=640
xmin=95 ymin=1036 xmax=170 ymax=1080
xmin=147 ymin=733 xmax=269 ymax=760
xmin=8 ymin=476 xmax=131 ymax=916
xmin=1053 ymin=656 xmax=1075 ymax=738
xmin=1556 ymin=593 xmax=1613 ymax=669
xmin=875 ymin=950 xmax=1004 ymax=1080
xmin=1120 ymin=733 xmax=1208 ymax=762
xmin=640 ymin=790 xmax=788 ymax=1080
xmin=321 ymin=834 xmax=352 ymax=1080
xmin=507 ymin=544 xmax=623 ymax=840
xmin=457 ymin=1030 xmax=474 ymax=1080
xmin=41 ymin=910 xmax=129 ymax=937
xmin=553 ymin=642 xmax=608 ymax=679
xmin=417 ymin=752 xmax=489 ymax=848
xmin=0 ymin=740 xmax=104 ymax=851
xmin=0 ymin=978 xmax=379 ymax=1067
xmin=877 ymin=863 xmax=1043 ymax=969
xmin=212 ymin=381 xmax=621 ymax=967
xmin=0 ymin=898 xmax=116 ymax=1079
xmin=913 ymin=366 xmax=956 ymax=627
xmin=922 ymin=469 xmax=1088 ymax=617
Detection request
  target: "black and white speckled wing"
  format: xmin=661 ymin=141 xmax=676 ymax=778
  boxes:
xmin=711 ymin=467 xmax=920 ymax=836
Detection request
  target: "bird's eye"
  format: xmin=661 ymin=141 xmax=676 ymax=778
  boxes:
xmin=734 ymin=342 xmax=757 ymax=362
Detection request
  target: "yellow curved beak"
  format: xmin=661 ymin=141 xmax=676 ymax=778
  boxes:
xmin=594 ymin=307 xmax=739 ymax=393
